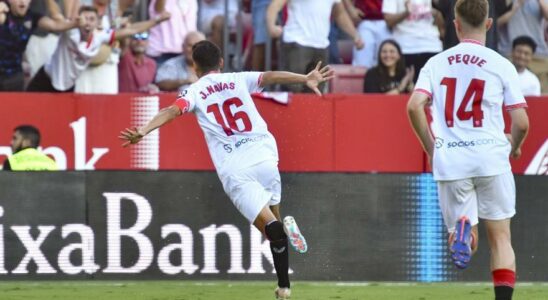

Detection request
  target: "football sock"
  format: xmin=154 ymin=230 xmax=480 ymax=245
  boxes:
xmin=265 ymin=220 xmax=290 ymax=288
xmin=492 ymin=269 xmax=515 ymax=300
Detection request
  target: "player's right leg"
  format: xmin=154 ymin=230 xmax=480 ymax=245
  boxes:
xmin=437 ymin=178 xmax=479 ymax=269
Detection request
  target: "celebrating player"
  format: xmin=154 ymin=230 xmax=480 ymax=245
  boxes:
xmin=407 ymin=0 xmax=529 ymax=299
xmin=120 ymin=40 xmax=333 ymax=300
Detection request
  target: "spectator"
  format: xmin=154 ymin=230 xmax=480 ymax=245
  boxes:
xmin=382 ymin=0 xmax=444 ymax=82
xmin=498 ymin=0 xmax=548 ymax=93
xmin=267 ymin=0 xmax=364 ymax=92
xmin=155 ymin=31 xmax=205 ymax=92
xmin=249 ymin=0 xmax=270 ymax=71
xmin=27 ymin=5 xmax=170 ymax=92
xmin=0 ymin=0 xmax=79 ymax=91
xmin=434 ymin=0 xmax=513 ymax=51
xmin=74 ymin=0 xmax=124 ymax=94
xmin=363 ymin=39 xmax=414 ymax=94
xmin=198 ymin=0 xmax=237 ymax=52
xmin=512 ymin=35 xmax=541 ymax=96
xmin=118 ymin=31 xmax=158 ymax=93
xmin=344 ymin=0 xmax=391 ymax=68
xmin=147 ymin=0 xmax=198 ymax=67
xmin=3 ymin=125 xmax=58 ymax=171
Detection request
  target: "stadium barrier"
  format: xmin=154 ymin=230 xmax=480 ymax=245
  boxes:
xmin=0 ymin=172 xmax=546 ymax=281
xmin=0 ymin=93 xmax=546 ymax=174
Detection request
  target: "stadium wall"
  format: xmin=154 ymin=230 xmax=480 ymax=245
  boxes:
xmin=0 ymin=172 xmax=546 ymax=282
xmin=0 ymin=93 xmax=546 ymax=174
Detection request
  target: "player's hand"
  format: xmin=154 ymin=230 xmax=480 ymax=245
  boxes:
xmin=268 ymin=25 xmax=283 ymax=38
xmin=505 ymin=133 xmax=521 ymax=159
xmin=305 ymin=61 xmax=335 ymax=96
xmin=119 ymin=127 xmax=144 ymax=147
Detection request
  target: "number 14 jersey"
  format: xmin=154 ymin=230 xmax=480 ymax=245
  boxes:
xmin=175 ymin=72 xmax=278 ymax=178
xmin=414 ymin=40 xmax=528 ymax=181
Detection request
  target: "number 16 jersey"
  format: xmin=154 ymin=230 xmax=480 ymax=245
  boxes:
xmin=414 ymin=40 xmax=528 ymax=181
xmin=175 ymin=71 xmax=278 ymax=179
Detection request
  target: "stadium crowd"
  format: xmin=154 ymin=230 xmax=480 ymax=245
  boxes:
xmin=0 ymin=0 xmax=547 ymax=95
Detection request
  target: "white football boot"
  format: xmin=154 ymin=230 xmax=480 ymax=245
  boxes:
xmin=283 ymin=216 xmax=308 ymax=254
xmin=275 ymin=287 xmax=291 ymax=300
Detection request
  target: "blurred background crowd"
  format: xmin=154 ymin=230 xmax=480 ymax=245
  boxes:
xmin=0 ymin=0 xmax=547 ymax=96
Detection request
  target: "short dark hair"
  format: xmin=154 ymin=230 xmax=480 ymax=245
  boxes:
xmin=14 ymin=125 xmax=41 ymax=148
xmin=455 ymin=0 xmax=488 ymax=28
xmin=79 ymin=5 xmax=98 ymax=16
xmin=192 ymin=40 xmax=222 ymax=73
xmin=512 ymin=35 xmax=537 ymax=53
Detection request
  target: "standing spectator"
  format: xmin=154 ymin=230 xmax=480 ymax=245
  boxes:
xmin=249 ymin=0 xmax=270 ymax=71
xmin=198 ymin=0 xmax=237 ymax=52
xmin=155 ymin=31 xmax=205 ymax=92
xmin=148 ymin=0 xmax=198 ymax=67
xmin=0 ymin=0 xmax=78 ymax=91
xmin=364 ymin=39 xmax=414 ymax=94
xmin=434 ymin=0 xmax=513 ymax=51
xmin=3 ymin=125 xmax=58 ymax=171
xmin=382 ymin=0 xmax=444 ymax=82
xmin=511 ymin=35 xmax=541 ymax=96
xmin=118 ymin=31 xmax=158 ymax=93
xmin=27 ymin=5 xmax=170 ymax=92
xmin=344 ymin=0 xmax=391 ymax=68
xmin=267 ymin=0 xmax=364 ymax=92
xmin=498 ymin=0 xmax=548 ymax=93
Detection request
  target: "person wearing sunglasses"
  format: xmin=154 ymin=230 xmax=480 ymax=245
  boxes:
xmin=119 ymin=31 xmax=159 ymax=93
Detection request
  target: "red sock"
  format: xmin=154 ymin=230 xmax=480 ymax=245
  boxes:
xmin=492 ymin=269 xmax=516 ymax=288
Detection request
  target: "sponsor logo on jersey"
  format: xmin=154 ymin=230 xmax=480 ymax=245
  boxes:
xmin=435 ymin=137 xmax=444 ymax=149
xmin=222 ymin=134 xmax=269 ymax=153
xmin=446 ymin=138 xmax=497 ymax=149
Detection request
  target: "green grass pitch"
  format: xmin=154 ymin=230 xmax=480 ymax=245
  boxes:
xmin=1 ymin=281 xmax=547 ymax=300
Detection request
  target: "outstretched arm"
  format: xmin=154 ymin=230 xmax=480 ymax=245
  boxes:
xmin=38 ymin=0 xmax=79 ymax=32
xmin=260 ymin=62 xmax=335 ymax=95
xmin=115 ymin=11 xmax=170 ymax=40
xmin=119 ymin=105 xmax=181 ymax=147
xmin=407 ymin=91 xmax=434 ymax=160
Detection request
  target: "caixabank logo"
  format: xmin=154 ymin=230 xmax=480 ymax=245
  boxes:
xmin=0 ymin=193 xmax=286 ymax=276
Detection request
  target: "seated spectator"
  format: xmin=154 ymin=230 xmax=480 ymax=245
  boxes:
xmin=267 ymin=0 xmax=364 ymax=93
xmin=27 ymin=5 xmax=170 ymax=92
xmin=155 ymin=31 xmax=205 ymax=92
xmin=511 ymin=35 xmax=541 ymax=96
xmin=198 ymin=0 xmax=237 ymax=52
xmin=0 ymin=0 xmax=78 ymax=91
xmin=118 ymin=31 xmax=158 ymax=93
xmin=344 ymin=0 xmax=391 ymax=68
xmin=3 ymin=125 xmax=58 ymax=171
xmin=382 ymin=0 xmax=444 ymax=82
xmin=147 ymin=0 xmax=198 ymax=67
xmin=363 ymin=39 xmax=414 ymax=94
xmin=434 ymin=0 xmax=512 ymax=51
xmin=498 ymin=0 xmax=548 ymax=94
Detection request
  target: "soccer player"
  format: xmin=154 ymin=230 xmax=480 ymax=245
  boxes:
xmin=407 ymin=0 xmax=529 ymax=299
xmin=120 ymin=40 xmax=333 ymax=300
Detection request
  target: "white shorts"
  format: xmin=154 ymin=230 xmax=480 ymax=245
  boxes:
xmin=437 ymin=172 xmax=516 ymax=232
xmin=220 ymin=160 xmax=281 ymax=223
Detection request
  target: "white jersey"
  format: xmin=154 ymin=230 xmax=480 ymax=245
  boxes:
xmin=45 ymin=28 xmax=115 ymax=91
xmin=414 ymin=40 xmax=527 ymax=181
xmin=175 ymin=72 xmax=278 ymax=178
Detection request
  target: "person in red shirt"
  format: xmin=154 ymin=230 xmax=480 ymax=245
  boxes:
xmin=118 ymin=32 xmax=159 ymax=93
xmin=344 ymin=0 xmax=391 ymax=68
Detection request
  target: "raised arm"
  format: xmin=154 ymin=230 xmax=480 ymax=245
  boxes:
xmin=260 ymin=62 xmax=334 ymax=95
xmin=407 ymin=91 xmax=434 ymax=160
xmin=507 ymin=108 xmax=529 ymax=158
xmin=266 ymin=0 xmax=287 ymax=38
xmin=115 ymin=11 xmax=170 ymax=40
xmin=38 ymin=0 xmax=79 ymax=32
xmin=119 ymin=105 xmax=181 ymax=147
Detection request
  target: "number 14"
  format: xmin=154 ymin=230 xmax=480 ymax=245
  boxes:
xmin=441 ymin=77 xmax=485 ymax=128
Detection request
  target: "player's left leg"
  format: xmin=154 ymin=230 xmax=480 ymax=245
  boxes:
xmin=253 ymin=205 xmax=291 ymax=299
xmin=476 ymin=172 xmax=517 ymax=300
